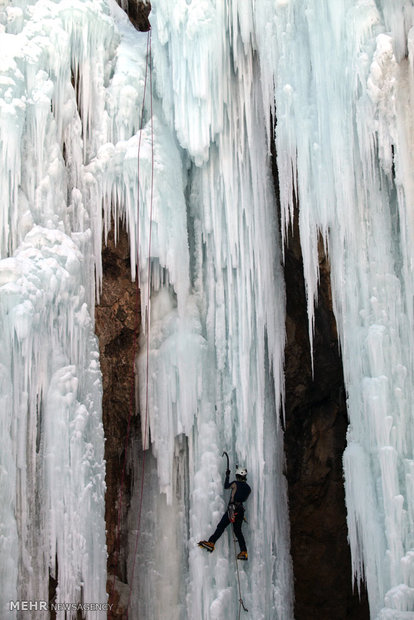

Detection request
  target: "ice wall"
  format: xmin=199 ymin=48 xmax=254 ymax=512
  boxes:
xmin=256 ymin=0 xmax=414 ymax=617
xmin=5 ymin=0 xmax=414 ymax=618
xmin=0 ymin=0 xmax=294 ymax=618
xmin=129 ymin=1 xmax=293 ymax=618
xmin=0 ymin=0 xmax=149 ymax=616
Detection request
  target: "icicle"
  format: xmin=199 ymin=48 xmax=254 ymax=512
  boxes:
xmin=256 ymin=0 xmax=414 ymax=616
xmin=128 ymin=1 xmax=293 ymax=618
xmin=0 ymin=0 xmax=151 ymax=616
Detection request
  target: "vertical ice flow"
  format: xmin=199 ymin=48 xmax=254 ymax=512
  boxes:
xmin=3 ymin=0 xmax=414 ymax=619
xmin=0 ymin=0 xmax=293 ymax=617
xmin=257 ymin=0 xmax=414 ymax=616
xmin=0 ymin=0 xmax=147 ymax=616
xmin=130 ymin=1 xmax=293 ymax=618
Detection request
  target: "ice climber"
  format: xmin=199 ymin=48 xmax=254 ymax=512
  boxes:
xmin=198 ymin=466 xmax=251 ymax=560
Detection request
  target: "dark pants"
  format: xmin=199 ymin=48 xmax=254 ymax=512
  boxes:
xmin=209 ymin=507 xmax=247 ymax=552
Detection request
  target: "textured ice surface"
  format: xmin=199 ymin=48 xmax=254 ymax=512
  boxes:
xmin=2 ymin=0 xmax=414 ymax=618
xmin=129 ymin=1 xmax=293 ymax=618
xmin=0 ymin=227 xmax=107 ymax=618
xmin=0 ymin=0 xmax=144 ymax=616
xmin=259 ymin=0 xmax=414 ymax=617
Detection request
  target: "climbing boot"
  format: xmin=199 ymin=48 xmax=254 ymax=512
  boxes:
xmin=198 ymin=541 xmax=215 ymax=553
xmin=237 ymin=550 xmax=248 ymax=561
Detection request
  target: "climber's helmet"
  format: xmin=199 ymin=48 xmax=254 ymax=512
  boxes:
xmin=235 ymin=466 xmax=247 ymax=479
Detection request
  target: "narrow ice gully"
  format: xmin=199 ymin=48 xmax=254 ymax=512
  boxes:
xmin=0 ymin=1 xmax=413 ymax=619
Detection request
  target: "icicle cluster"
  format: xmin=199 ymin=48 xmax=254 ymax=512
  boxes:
xmin=3 ymin=0 xmax=414 ymax=618
xmin=129 ymin=1 xmax=293 ymax=618
xmin=256 ymin=0 xmax=414 ymax=617
xmin=0 ymin=1 xmax=150 ymax=617
xmin=0 ymin=0 xmax=293 ymax=617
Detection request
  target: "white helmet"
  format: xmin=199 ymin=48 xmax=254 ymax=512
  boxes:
xmin=235 ymin=466 xmax=247 ymax=478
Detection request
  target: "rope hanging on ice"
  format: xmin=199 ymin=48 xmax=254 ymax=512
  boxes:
xmin=126 ymin=24 xmax=154 ymax=617
xmin=110 ymin=26 xmax=154 ymax=619
xmin=232 ymin=528 xmax=248 ymax=618
xmin=225 ymin=450 xmax=248 ymax=617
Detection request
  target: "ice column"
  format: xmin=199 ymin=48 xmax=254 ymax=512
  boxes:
xmin=0 ymin=229 xmax=107 ymax=615
xmin=258 ymin=0 xmax=414 ymax=616
xmin=0 ymin=0 xmax=151 ymax=616
xmin=128 ymin=1 xmax=293 ymax=619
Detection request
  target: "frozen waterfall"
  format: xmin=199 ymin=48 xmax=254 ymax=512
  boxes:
xmin=263 ymin=2 xmax=414 ymax=617
xmin=1 ymin=0 xmax=414 ymax=619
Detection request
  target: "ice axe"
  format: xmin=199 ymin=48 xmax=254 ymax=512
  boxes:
xmin=222 ymin=450 xmax=230 ymax=473
xmin=223 ymin=451 xmax=240 ymax=476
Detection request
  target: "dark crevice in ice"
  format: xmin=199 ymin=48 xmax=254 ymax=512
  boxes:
xmin=95 ymin=223 xmax=141 ymax=617
xmin=270 ymin=131 xmax=371 ymax=619
xmin=117 ymin=0 xmax=151 ymax=32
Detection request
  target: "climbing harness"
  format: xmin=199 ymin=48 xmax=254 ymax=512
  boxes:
xmin=232 ymin=529 xmax=248 ymax=618
xmin=228 ymin=502 xmax=237 ymax=523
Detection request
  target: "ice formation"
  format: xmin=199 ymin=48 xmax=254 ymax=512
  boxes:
xmin=1 ymin=0 xmax=414 ymax=618
xmin=258 ymin=1 xmax=414 ymax=618
xmin=130 ymin=2 xmax=292 ymax=618
xmin=0 ymin=0 xmax=292 ymax=617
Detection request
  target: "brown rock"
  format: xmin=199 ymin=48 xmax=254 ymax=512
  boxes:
xmin=283 ymin=207 xmax=369 ymax=619
xmin=95 ymin=224 xmax=141 ymax=614
xmin=116 ymin=0 xmax=151 ymax=31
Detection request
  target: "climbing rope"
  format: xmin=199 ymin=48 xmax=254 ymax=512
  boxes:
xmin=232 ymin=528 xmax=248 ymax=618
xmin=126 ymin=25 xmax=154 ymax=617
xmin=110 ymin=26 xmax=153 ymax=619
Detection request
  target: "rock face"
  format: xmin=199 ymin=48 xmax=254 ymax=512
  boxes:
xmin=94 ymin=225 xmax=140 ymax=615
xmin=283 ymin=213 xmax=369 ymax=619
xmin=117 ymin=0 xmax=151 ymax=31
xmin=97 ymin=4 xmax=149 ymax=615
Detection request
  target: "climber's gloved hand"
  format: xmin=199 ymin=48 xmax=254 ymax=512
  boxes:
xmin=226 ymin=470 xmax=230 ymax=476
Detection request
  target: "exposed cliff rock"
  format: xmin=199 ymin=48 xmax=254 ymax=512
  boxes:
xmin=95 ymin=224 xmax=140 ymax=616
xmin=283 ymin=213 xmax=369 ymax=619
xmin=117 ymin=0 xmax=151 ymax=31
